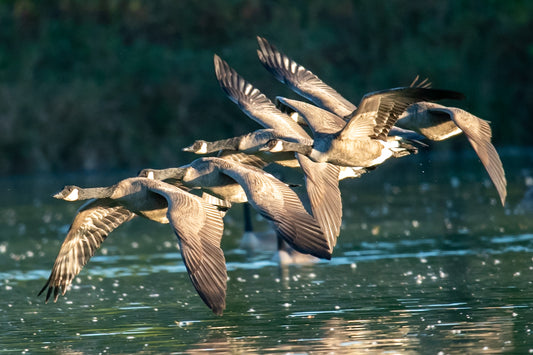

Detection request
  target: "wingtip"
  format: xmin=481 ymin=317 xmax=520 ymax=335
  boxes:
xmin=212 ymin=305 xmax=225 ymax=316
xmin=37 ymin=282 xmax=48 ymax=298
xmin=213 ymin=54 xmax=223 ymax=76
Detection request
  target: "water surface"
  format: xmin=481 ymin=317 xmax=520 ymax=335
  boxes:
xmin=1 ymin=148 xmax=532 ymax=353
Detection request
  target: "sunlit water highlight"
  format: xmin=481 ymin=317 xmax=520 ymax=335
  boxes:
xmin=1 ymin=149 xmax=532 ymax=353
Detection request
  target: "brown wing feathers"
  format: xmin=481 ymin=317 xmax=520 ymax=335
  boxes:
xmin=38 ymin=201 xmax=135 ymax=302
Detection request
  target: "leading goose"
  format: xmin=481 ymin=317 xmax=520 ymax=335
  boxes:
xmin=257 ymin=36 xmax=506 ymax=205
xmin=39 ymin=177 xmax=227 ymax=315
xmin=138 ymin=157 xmax=332 ymax=259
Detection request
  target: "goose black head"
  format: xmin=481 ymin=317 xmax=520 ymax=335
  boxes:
xmin=53 ymin=185 xmax=81 ymax=201
xmin=182 ymin=140 xmax=208 ymax=154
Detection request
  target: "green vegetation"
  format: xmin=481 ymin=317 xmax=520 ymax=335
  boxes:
xmin=1 ymin=0 xmax=532 ymax=174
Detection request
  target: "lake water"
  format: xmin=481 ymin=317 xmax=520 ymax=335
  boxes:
xmin=1 ymin=147 xmax=532 ymax=354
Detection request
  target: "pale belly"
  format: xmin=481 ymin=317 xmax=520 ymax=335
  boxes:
xmin=311 ymin=138 xmax=392 ymax=167
xmin=205 ymin=184 xmax=248 ymax=204
xmin=140 ymin=208 xmax=169 ymax=224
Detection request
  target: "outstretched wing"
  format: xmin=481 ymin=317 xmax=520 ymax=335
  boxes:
xmin=297 ymin=154 xmax=342 ymax=252
xmin=341 ymin=87 xmax=465 ymax=140
xmin=214 ymin=54 xmax=311 ymax=143
xmin=429 ymin=106 xmax=507 ymax=206
xmin=257 ymin=36 xmax=356 ymax=117
xmin=149 ymin=182 xmax=227 ymax=315
xmin=38 ymin=200 xmax=135 ymax=302
xmin=213 ymin=158 xmax=331 ymax=260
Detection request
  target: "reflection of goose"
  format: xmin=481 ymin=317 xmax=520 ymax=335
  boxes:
xmin=138 ymin=157 xmax=332 ymax=260
xmin=239 ymin=203 xmax=277 ymax=252
xmin=240 ymin=203 xmax=319 ymax=265
xmin=256 ymin=36 xmax=506 ymax=206
xmin=39 ymin=177 xmax=227 ymax=315
xmin=184 ymin=55 xmax=344 ymax=252
xmin=515 ymin=186 xmax=533 ymax=214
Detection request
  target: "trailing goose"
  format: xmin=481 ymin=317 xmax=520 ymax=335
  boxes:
xmin=183 ymin=55 xmax=344 ymax=251
xmin=257 ymin=36 xmax=506 ymax=205
xmin=138 ymin=157 xmax=332 ymax=259
xmin=39 ymin=177 xmax=227 ymax=315
xmin=396 ymin=102 xmax=507 ymax=205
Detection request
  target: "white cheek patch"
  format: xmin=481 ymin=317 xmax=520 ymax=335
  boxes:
xmin=147 ymin=171 xmax=154 ymax=179
xmin=270 ymin=140 xmax=285 ymax=153
xmin=65 ymin=188 xmax=79 ymax=201
xmin=289 ymin=112 xmax=300 ymax=123
xmin=197 ymin=142 xmax=208 ymax=154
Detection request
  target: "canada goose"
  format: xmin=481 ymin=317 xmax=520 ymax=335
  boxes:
xmin=183 ymin=55 xmax=345 ymax=251
xmin=396 ymin=102 xmax=507 ymax=206
xmin=183 ymin=54 xmax=313 ymax=169
xmin=138 ymin=157 xmax=332 ymax=259
xmin=259 ymin=86 xmax=464 ymax=168
xmin=257 ymin=36 xmax=506 ymax=205
xmin=39 ymin=177 xmax=227 ymax=315
xmin=184 ymin=54 xmax=366 ymax=178
xmin=256 ymin=36 xmax=427 ymax=139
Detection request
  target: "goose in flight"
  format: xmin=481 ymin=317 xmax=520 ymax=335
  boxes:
xmin=256 ymin=36 xmax=506 ymax=205
xmin=138 ymin=157 xmax=332 ymax=259
xmin=183 ymin=54 xmax=313 ymax=169
xmin=260 ymin=86 xmax=464 ymax=168
xmin=184 ymin=55 xmax=345 ymax=251
xmin=39 ymin=177 xmax=227 ymax=315
xmin=396 ymin=102 xmax=507 ymax=205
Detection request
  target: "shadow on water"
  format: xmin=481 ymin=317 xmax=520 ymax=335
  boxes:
xmin=1 ymin=148 xmax=532 ymax=353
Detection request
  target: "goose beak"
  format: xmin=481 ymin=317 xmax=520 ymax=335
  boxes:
xmin=182 ymin=144 xmax=194 ymax=152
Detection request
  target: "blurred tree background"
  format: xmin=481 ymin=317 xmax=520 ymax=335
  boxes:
xmin=0 ymin=0 xmax=531 ymax=175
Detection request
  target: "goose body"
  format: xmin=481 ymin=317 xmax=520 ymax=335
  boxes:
xmin=139 ymin=157 xmax=333 ymax=259
xmin=261 ymin=87 xmax=464 ymax=168
xmin=40 ymin=177 xmax=227 ymax=315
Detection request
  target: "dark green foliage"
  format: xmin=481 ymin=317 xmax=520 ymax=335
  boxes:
xmin=1 ymin=0 xmax=532 ymax=174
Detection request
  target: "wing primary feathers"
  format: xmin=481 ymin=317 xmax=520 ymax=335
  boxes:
xmin=38 ymin=201 xmax=134 ymax=302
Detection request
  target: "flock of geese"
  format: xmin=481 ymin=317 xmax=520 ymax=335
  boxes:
xmin=38 ymin=37 xmax=507 ymax=315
